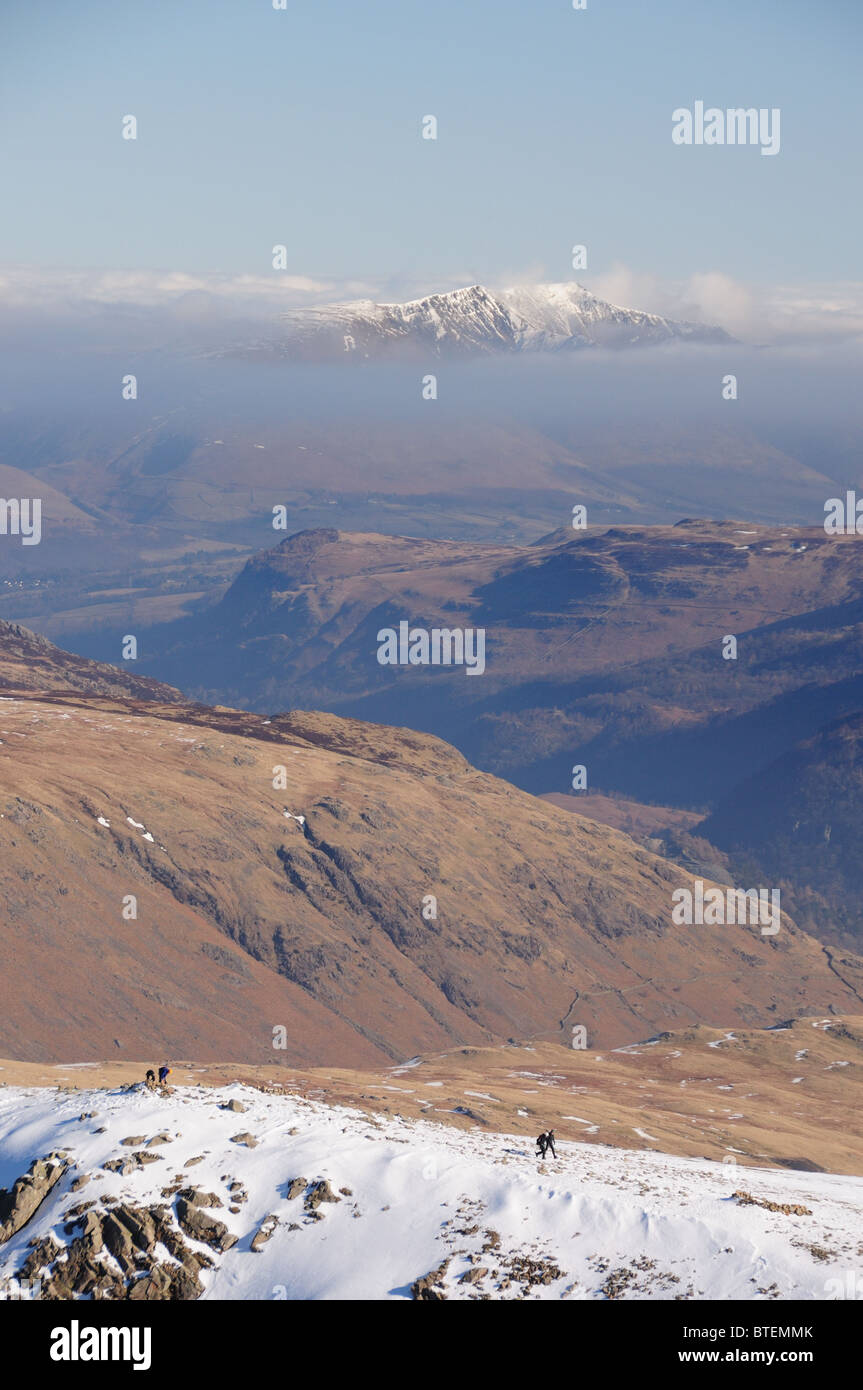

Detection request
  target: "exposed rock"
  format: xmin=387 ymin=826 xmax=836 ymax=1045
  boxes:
xmin=101 ymin=1206 xmax=159 ymax=1273
xmin=21 ymin=1201 xmax=208 ymax=1300
xmin=120 ymin=1135 xmax=148 ymax=1147
xmin=128 ymin=1263 xmax=201 ymax=1300
xmin=176 ymin=1188 xmax=223 ymax=1209
xmin=0 ymin=1154 xmax=68 ymax=1243
xmin=156 ymin=1220 xmax=214 ymax=1276
xmin=286 ymin=1177 xmax=307 ymax=1200
xmin=411 ymin=1259 xmax=450 ymax=1301
xmin=221 ymin=1100 xmax=247 ymax=1113
xmin=733 ymin=1190 xmax=812 ymax=1217
xmin=65 ymin=1200 xmax=97 ymax=1220
xmin=175 ymin=1197 xmax=238 ymax=1253
xmin=103 ymin=1151 xmax=164 ymax=1176
xmin=229 ymin=1132 xmax=259 ymax=1148
xmin=600 ymin=1266 xmax=638 ymax=1299
xmin=251 ymin=1215 xmax=279 ymax=1252
xmin=496 ymin=1249 xmax=565 ymax=1294
xmin=18 ymin=1234 xmax=62 ymax=1281
xmin=305 ymin=1179 xmax=340 ymax=1212
xmin=459 ymin=1266 xmax=489 ymax=1285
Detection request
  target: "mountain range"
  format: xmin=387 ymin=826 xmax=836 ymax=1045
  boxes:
xmin=140 ymin=520 xmax=863 ymax=799
xmin=231 ymin=282 xmax=732 ymax=361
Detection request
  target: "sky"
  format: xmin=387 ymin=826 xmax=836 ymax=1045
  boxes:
xmin=1 ymin=0 xmax=861 ymax=325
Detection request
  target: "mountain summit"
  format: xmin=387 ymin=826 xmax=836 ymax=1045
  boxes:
xmin=260 ymin=282 xmax=731 ymax=361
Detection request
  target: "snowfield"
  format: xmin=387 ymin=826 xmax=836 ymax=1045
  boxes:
xmin=1 ymin=1082 xmax=860 ymax=1301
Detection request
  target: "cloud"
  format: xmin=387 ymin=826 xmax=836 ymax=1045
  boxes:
xmin=585 ymin=264 xmax=863 ymax=344
xmin=0 ymin=266 xmax=381 ymax=316
xmin=1 ymin=262 xmax=862 ymax=347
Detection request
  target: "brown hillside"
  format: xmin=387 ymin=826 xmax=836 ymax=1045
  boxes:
xmin=0 ymin=618 xmax=180 ymax=702
xmin=1 ymin=691 xmax=861 ymax=1065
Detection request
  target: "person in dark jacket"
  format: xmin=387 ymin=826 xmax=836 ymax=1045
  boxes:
xmin=145 ymin=1069 xmax=155 ymax=1086
xmin=536 ymin=1129 xmax=557 ymax=1160
xmin=158 ymin=1064 xmax=171 ymax=1085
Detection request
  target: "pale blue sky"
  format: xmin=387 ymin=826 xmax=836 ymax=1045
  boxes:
xmin=1 ymin=0 xmax=860 ymax=294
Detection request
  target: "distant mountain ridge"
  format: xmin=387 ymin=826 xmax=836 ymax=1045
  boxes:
xmin=138 ymin=521 xmax=863 ymax=902
xmin=232 ymin=282 xmax=731 ymax=361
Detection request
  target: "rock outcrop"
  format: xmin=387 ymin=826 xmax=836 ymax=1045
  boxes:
xmin=0 ymin=1153 xmax=67 ymax=1243
xmin=175 ymin=1197 xmax=238 ymax=1253
xmin=17 ymin=1200 xmax=212 ymax=1300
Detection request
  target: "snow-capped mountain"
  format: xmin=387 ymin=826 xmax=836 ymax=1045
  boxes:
xmin=255 ymin=282 xmax=731 ymax=361
xmin=497 ymin=282 xmax=727 ymax=350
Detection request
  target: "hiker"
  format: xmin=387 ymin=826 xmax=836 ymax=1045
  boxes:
xmin=145 ymin=1069 xmax=155 ymax=1086
xmin=536 ymin=1129 xmax=557 ymax=1160
xmin=158 ymin=1064 xmax=171 ymax=1085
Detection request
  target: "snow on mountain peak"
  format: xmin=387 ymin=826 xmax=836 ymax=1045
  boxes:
xmin=264 ymin=280 xmax=730 ymax=361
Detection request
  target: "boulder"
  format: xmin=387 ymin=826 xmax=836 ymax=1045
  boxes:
xmin=251 ymin=1215 xmax=279 ymax=1252
xmin=459 ymin=1266 xmax=488 ymax=1285
xmin=103 ymin=1151 xmax=164 ymax=1176
xmin=305 ymin=1179 xmax=340 ymax=1212
xmin=175 ymin=1197 xmax=238 ymax=1253
xmin=229 ymin=1132 xmax=259 ymax=1149
xmin=0 ymin=1154 xmax=68 ymax=1243
xmin=411 ymin=1260 xmax=450 ymax=1301
xmin=176 ymin=1188 xmax=223 ymax=1209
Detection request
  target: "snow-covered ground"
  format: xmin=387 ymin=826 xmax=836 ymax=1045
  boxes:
xmin=1 ymin=1082 xmax=860 ymax=1300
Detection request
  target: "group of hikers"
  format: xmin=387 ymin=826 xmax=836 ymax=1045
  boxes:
xmin=144 ymin=1065 xmax=172 ymax=1087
